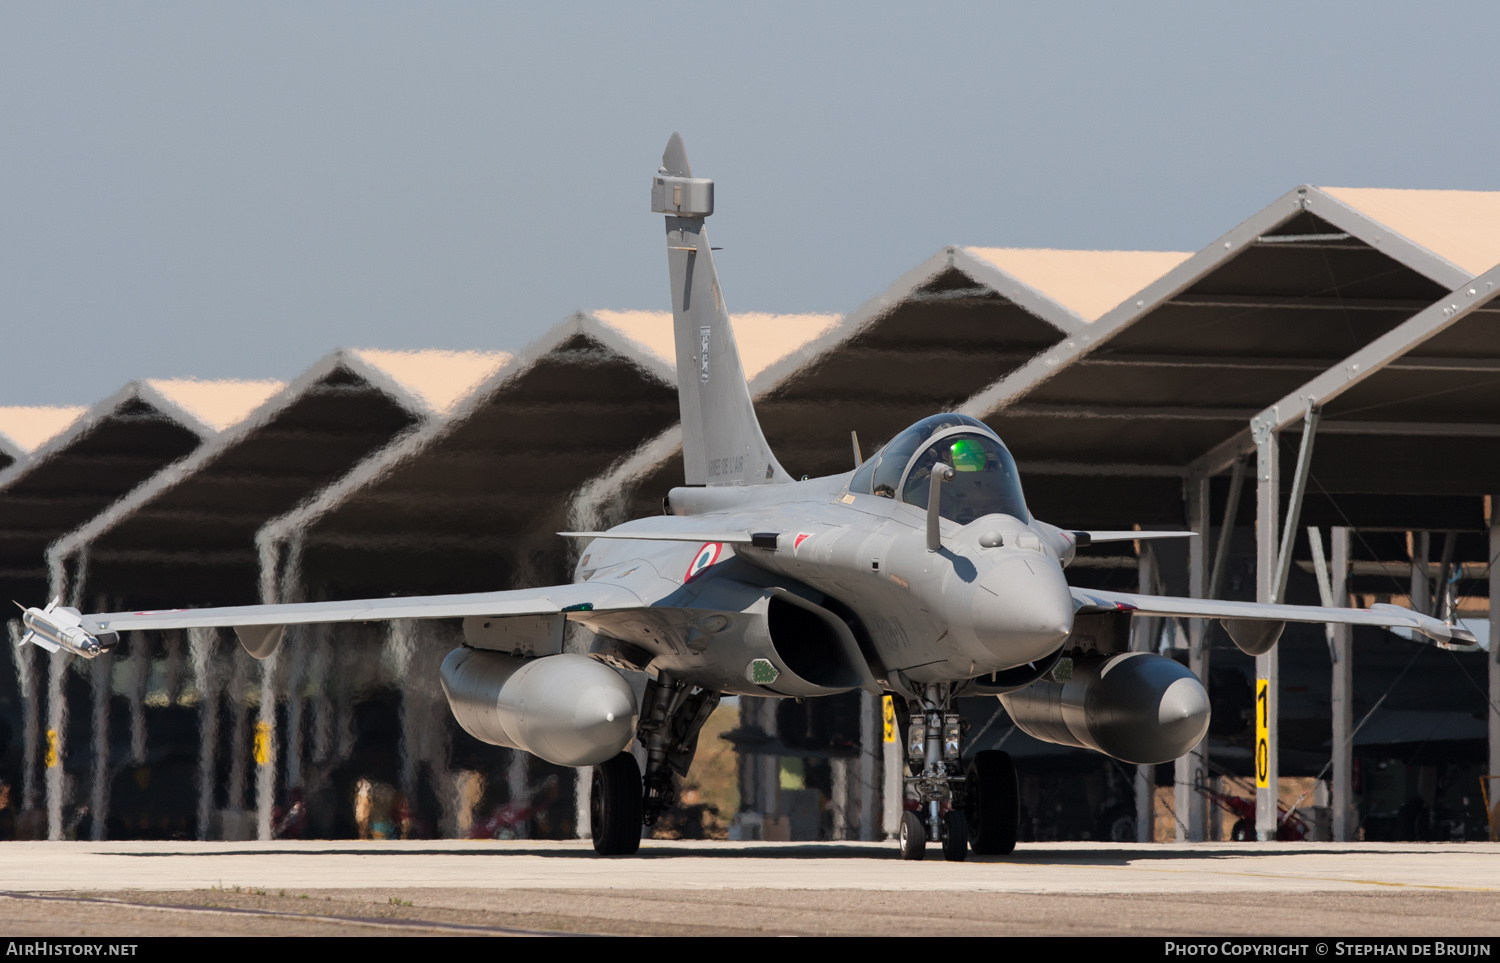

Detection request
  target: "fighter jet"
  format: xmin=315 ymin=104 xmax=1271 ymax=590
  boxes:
xmin=22 ymin=133 xmax=1476 ymax=860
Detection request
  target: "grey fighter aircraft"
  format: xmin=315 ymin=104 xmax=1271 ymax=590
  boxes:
xmin=21 ymin=133 xmax=1476 ymax=860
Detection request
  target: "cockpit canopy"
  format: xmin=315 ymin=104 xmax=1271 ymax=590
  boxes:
xmin=848 ymin=414 xmax=1028 ymax=525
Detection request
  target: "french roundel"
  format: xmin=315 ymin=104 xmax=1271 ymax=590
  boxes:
xmin=684 ymin=542 xmax=723 ymax=583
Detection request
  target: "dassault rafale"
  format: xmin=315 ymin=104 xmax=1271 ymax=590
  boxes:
xmin=20 ymin=134 xmax=1475 ymax=860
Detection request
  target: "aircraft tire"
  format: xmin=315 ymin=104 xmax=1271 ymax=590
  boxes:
xmin=898 ymin=810 xmax=926 ymax=860
xmin=1230 ymin=819 xmax=1250 ymax=842
xmin=941 ymin=809 xmax=969 ymax=861
xmin=966 ymin=750 xmax=1019 ymax=855
xmin=591 ymin=752 xmax=643 ymax=856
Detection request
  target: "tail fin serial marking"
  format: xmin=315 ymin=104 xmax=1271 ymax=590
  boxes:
xmin=653 ymin=132 xmax=791 ymax=488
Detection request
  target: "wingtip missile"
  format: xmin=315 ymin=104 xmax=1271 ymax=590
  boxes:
xmin=1368 ymin=602 xmax=1482 ymax=651
xmin=17 ymin=601 xmax=117 ymax=658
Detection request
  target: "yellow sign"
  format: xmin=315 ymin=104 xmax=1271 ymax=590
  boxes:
xmin=253 ymin=721 xmax=271 ymax=766
xmin=1255 ymin=678 xmax=1270 ymax=788
xmin=45 ymin=729 xmax=57 ymax=769
xmin=882 ymin=695 xmax=896 ymax=743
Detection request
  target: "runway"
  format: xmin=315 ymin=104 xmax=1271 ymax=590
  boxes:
xmin=1 ymin=840 xmax=1497 ymax=936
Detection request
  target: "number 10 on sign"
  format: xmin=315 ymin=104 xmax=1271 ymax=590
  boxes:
xmin=1255 ymin=678 xmax=1270 ymax=788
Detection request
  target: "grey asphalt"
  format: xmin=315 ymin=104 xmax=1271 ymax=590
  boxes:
xmin=0 ymin=840 xmax=1496 ymax=936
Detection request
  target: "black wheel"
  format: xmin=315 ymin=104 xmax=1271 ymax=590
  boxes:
xmin=898 ymin=810 xmax=926 ymax=861
xmin=1230 ymin=818 xmax=1250 ymax=842
xmin=965 ymin=750 xmax=1019 ymax=855
xmin=941 ymin=809 xmax=969 ymax=862
xmin=591 ymin=752 xmax=642 ymax=856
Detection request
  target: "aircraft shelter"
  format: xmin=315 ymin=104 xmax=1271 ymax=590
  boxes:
xmin=959 ymin=186 xmax=1500 ymax=843
xmin=29 ymin=349 xmax=507 ymax=841
xmin=1 ymin=184 xmax=1498 ymax=848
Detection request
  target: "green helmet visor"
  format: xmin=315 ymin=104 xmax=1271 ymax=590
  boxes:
xmin=949 ymin=438 xmax=986 ymax=472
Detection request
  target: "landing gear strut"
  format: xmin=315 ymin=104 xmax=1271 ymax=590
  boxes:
xmin=589 ymin=670 xmax=720 ymax=856
xmin=898 ymin=682 xmax=1018 ymax=861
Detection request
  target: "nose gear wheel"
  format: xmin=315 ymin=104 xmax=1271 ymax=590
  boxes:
xmin=941 ymin=809 xmax=969 ymax=861
xmin=965 ymin=749 xmax=1019 ymax=855
xmin=898 ymin=811 xmax=926 ymax=860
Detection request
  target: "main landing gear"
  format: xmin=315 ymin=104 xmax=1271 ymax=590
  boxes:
xmin=590 ymin=671 xmax=720 ymax=856
xmin=898 ymin=683 xmax=1019 ymax=861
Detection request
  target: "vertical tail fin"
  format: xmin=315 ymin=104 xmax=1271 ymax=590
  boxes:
xmin=653 ymin=133 xmax=790 ymax=487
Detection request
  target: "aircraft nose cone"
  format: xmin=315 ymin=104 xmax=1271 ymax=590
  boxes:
xmin=971 ymin=556 xmax=1074 ymax=663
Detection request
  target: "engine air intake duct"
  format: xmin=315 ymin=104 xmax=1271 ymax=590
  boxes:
xmin=440 ymin=649 xmax=638 ymax=768
xmin=998 ymin=652 xmax=1210 ymax=765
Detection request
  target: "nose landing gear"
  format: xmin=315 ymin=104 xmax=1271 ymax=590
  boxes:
xmin=898 ymin=683 xmax=1019 ymax=861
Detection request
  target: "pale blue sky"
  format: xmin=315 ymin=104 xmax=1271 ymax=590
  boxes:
xmin=3 ymin=2 xmax=1496 ymax=404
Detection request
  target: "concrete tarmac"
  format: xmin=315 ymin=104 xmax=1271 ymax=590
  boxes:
xmin=0 ymin=840 xmax=1497 ymax=936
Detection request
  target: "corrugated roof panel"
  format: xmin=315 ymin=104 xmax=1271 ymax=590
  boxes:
xmin=591 ymin=310 xmax=841 ymax=380
xmin=0 ymin=406 xmax=87 ymax=454
xmin=1321 ymin=187 xmax=1500 ymax=276
xmin=963 ymin=248 xmax=1192 ymax=322
xmin=145 ymin=379 xmax=285 ymax=432
xmin=587 ymin=310 xmax=673 ymax=367
xmin=352 ymin=349 xmax=511 ymax=415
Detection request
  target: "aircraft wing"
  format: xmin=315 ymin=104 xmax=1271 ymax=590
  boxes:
xmin=1072 ymin=531 xmax=1196 ymax=546
xmin=1069 ymin=587 xmax=1478 ymax=651
xmin=87 ymin=581 xmax=647 ymax=633
xmin=561 ymin=530 xmax=757 ymax=544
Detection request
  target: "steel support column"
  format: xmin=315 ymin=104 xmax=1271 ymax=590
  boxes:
xmin=45 ymin=557 xmax=85 ymax=842
xmin=254 ymin=648 xmax=281 ymax=841
xmin=1254 ymin=421 xmax=1280 ymax=841
xmin=1176 ymin=473 xmax=1209 ymax=841
xmin=882 ymin=696 xmax=901 ymax=839
xmin=9 ymin=621 xmax=40 ymax=816
xmin=1309 ymin=525 xmax=1353 ymax=841
xmin=283 ymin=632 xmax=306 ymax=806
xmin=1411 ymin=533 xmax=1431 ymax=616
xmin=45 ymin=651 xmax=68 ymax=840
xmin=1328 ymin=528 xmax=1354 ymax=840
xmin=126 ymin=634 xmax=147 ymax=767
xmin=88 ymin=653 xmax=109 ymax=841
xmin=189 ymin=627 xmax=219 ymax=841
xmin=1489 ymin=506 xmax=1500 ymax=789
xmin=391 ymin=620 xmax=419 ymax=832
xmin=1134 ymin=545 xmax=1158 ymax=842
xmin=225 ymin=651 xmax=250 ymax=839
xmin=830 ymin=757 xmax=850 ymax=839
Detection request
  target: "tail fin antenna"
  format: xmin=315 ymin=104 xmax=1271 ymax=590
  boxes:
xmin=652 ymin=133 xmax=791 ymax=487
